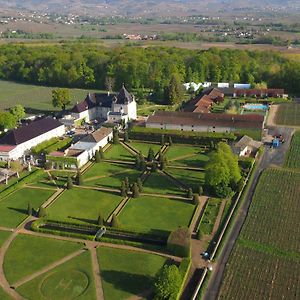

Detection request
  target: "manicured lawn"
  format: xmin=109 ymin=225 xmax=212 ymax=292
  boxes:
xmin=119 ymin=196 xmax=195 ymax=234
xmin=4 ymin=234 xmax=83 ymax=284
xmin=0 ymin=231 xmax=11 ymax=248
xmin=104 ymin=144 xmax=135 ymax=161
xmin=129 ymin=141 xmax=162 ymax=156
xmin=0 ymin=188 xmax=54 ymax=228
xmin=167 ymin=168 xmax=205 ymax=192
xmin=143 ymin=172 xmax=185 ymax=196
xmin=17 ymin=251 xmax=96 ymax=300
xmin=0 ymin=286 xmax=12 ymax=300
xmin=83 ymin=162 xmax=140 ymax=188
xmin=98 ymin=247 xmax=166 ymax=300
xmin=47 ymin=189 xmax=122 ymax=224
xmin=27 ymin=171 xmax=57 ymax=189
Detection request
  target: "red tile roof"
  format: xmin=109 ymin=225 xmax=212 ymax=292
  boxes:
xmin=0 ymin=145 xmax=16 ymax=152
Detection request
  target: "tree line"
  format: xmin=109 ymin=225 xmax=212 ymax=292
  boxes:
xmin=0 ymin=43 xmax=299 ymax=100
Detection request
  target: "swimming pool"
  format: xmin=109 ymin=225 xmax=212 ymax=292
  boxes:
xmin=243 ymin=103 xmax=268 ymax=111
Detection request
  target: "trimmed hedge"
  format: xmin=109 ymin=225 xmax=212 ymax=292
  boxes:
xmin=167 ymin=227 xmax=191 ymax=257
xmin=177 ymin=258 xmax=192 ymax=300
xmin=129 ymin=126 xmax=236 ymax=146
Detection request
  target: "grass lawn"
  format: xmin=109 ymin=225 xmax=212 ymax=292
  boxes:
xmin=0 ymin=231 xmax=11 ymax=248
xmin=104 ymin=144 xmax=135 ymax=161
xmin=98 ymin=247 xmax=166 ymax=300
xmin=143 ymin=172 xmax=185 ymax=196
xmin=275 ymin=103 xmax=300 ymax=126
xmin=0 ymin=286 xmax=12 ymax=300
xmin=0 ymin=79 xmax=104 ymax=111
xmin=167 ymin=168 xmax=205 ymax=192
xmin=0 ymin=188 xmax=54 ymax=228
xmin=0 ymin=171 xmax=30 ymax=194
xmin=4 ymin=234 xmax=83 ymax=284
xmin=128 ymin=141 xmax=162 ymax=156
xmin=47 ymin=189 xmax=122 ymax=224
xmin=199 ymin=198 xmax=222 ymax=235
xmin=17 ymin=251 xmax=96 ymax=300
xmin=83 ymin=162 xmax=141 ymax=189
xmin=119 ymin=196 xmax=195 ymax=234
xmin=27 ymin=171 xmax=57 ymax=190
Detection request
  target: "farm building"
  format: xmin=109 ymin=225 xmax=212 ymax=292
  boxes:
xmin=233 ymin=135 xmax=263 ymax=156
xmin=146 ymin=111 xmax=265 ymax=134
xmin=218 ymin=88 xmax=287 ymax=98
xmin=61 ymin=85 xmax=137 ymax=126
xmin=47 ymin=127 xmax=113 ymax=168
xmin=0 ymin=118 xmax=65 ymax=161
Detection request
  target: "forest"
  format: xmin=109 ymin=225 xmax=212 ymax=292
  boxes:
xmin=0 ymin=43 xmax=299 ymax=100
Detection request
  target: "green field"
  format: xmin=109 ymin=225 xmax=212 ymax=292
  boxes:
xmin=285 ymin=131 xmax=300 ymax=169
xmin=0 ymin=231 xmax=11 ymax=248
xmin=0 ymin=188 xmax=54 ymax=228
xmin=119 ymin=195 xmax=195 ymax=234
xmin=17 ymin=251 xmax=96 ymax=300
xmin=143 ymin=172 xmax=185 ymax=196
xmin=218 ymin=168 xmax=300 ymax=299
xmin=129 ymin=141 xmax=162 ymax=156
xmin=0 ymin=287 xmax=12 ymax=300
xmin=104 ymin=144 xmax=135 ymax=161
xmin=47 ymin=188 xmax=122 ymax=224
xmin=275 ymin=103 xmax=300 ymax=126
xmin=98 ymin=247 xmax=167 ymax=300
xmin=0 ymin=80 xmax=106 ymax=111
xmin=4 ymin=234 xmax=83 ymax=284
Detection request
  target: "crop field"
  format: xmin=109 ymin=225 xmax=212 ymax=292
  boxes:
xmin=285 ymin=131 xmax=300 ymax=169
xmin=17 ymin=251 xmax=96 ymax=300
xmin=47 ymin=189 xmax=123 ymax=223
xmin=119 ymin=196 xmax=195 ymax=234
xmin=0 ymin=80 xmax=104 ymax=111
xmin=275 ymin=103 xmax=300 ymax=126
xmin=98 ymin=247 xmax=167 ymax=300
xmin=218 ymin=168 xmax=300 ymax=299
xmin=0 ymin=188 xmax=54 ymax=228
xmin=4 ymin=234 xmax=83 ymax=284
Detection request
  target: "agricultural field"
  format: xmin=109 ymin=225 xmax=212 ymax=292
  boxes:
xmin=285 ymin=131 xmax=300 ymax=169
xmin=0 ymin=80 xmax=104 ymax=111
xmin=218 ymin=168 xmax=300 ymax=299
xmin=119 ymin=195 xmax=195 ymax=234
xmin=98 ymin=247 xmax=167 ymax=300
xmin=275 ymin=103 xmax=300 ymax=126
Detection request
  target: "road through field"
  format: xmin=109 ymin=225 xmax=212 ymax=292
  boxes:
xmin=203 ymin=126 xmax=294 ymax=300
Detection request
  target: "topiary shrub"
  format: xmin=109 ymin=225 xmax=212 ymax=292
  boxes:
xmin=111 ymin=214 xmax=120 ymax=228
xmin=67 ymin=176 xmax=73 ymax=189
xmin=167 ymin=227 xmax=191 ymax=257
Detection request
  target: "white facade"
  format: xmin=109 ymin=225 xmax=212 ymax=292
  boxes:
xmin=0 ymin=125 xmax=65 ymax=161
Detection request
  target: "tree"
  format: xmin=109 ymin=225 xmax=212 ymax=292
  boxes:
xmin=111 ymin=214 xmax=120 ymax=228
xmin=193 ymin=194 xmax=200 ymax=205
xmin=76 ymin=171 xmax=83 ymax=186
xmin=132 ymin=182 xmax=140 ymax=198
xmin=120 ymin=181 xmax=127 ymax=197
xmin=124 ymin=130 xmax=129 ymax=143
xmin=151 ymin=162 xmax=158 ymax=172
xmin=113 ymin=129 xmax=119 ymax=144
xmin=198 ymin=185 xmax=203 ymax=196
xmin=160 ymin=134 xmax=165 ymax=146
xmin=137 ymin=178 xmax=143 ymax=192
xmin=154 ymin=265 xmax=182 ymax=300
xmin=99 ymin=147 xmax=104 ymax=159
xmin=105 ymin=76 xmax=115 ymax=92
xmin=10 ymin=161 xmax=23 ymax=173
xmin=97 ymin=212 xmax=104 ymax=226
xmin=27 ymin=203 xmax=32 ymax=216
xmin=168 ymin=136 xmax=173 ymax=146
xmin=10 ymin=104 xmax=25 ymax=122
xmin=187 ymin=188 xmax=193 ymax=199
xmin=51 ymin=88 xmax=70 ymax=110
xmin=95 ymin=150 xmax=101 ymax=163
xmin=124 ymin=177 xmax=130 ymax=192
xmin=196 ymin=229 xmax=202 ymax=240
xmin=0 ymin=112 xmax=17 ymax=130
xmin=38 ymin=206 xmax=47 ymax=218
xmin=67 ymin=176 xmax=73 ymax=189
xmin=147 ymin=148 xmax=155 ymax=162
xmin=165 ymin=73 xmax=184 ymax=105
xmin=135 ymin=155 xmax=141 ymax=170
xmin=140 ymin=154 xmax=146 ymax=171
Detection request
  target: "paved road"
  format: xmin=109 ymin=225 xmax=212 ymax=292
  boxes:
xmin=203 ymin=127 xmax=294 ymax=300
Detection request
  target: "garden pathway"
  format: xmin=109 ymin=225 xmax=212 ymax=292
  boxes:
xmin=102 ymin=159 xmax=135 ymax=165
xmin=76 ymin=185 xmax=120 ymax=193
xmin=12 ymin=249 xmax=86 ymax=288
xmin=266 ymin=104 xmax=279 ymax=127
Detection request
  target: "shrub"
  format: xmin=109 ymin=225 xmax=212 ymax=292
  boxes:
xmin=167 ymin=227 xmax=191 ymax=257
xmin=111 ymin=214 xmax=120 ymax=228
xmin=76 ymin=171 xmax=83 ymax=185
xmin=124 ymin=130 xmax=129 ymax=142
xmin=193 ymin=194 xmax=200 ymax=205
xmin=187 ymin=188 xmax=193 ymax=199
xmin=38 ymin=206 xmax=47 ymax=218
xmin=67 ymin=176 xmax=73 ymax=189
xmin=137 ymin=178 xmax=143 ymax=192
xmin=120 ymin=181 xmax=127 ymax=197
xmin=113 ymin=129 xmax=120 ymax=144
xmin=44 ymin=161 xmax=52 ymax=170
xmin=27 ymin=203 xmax=32 ymax=216
xmin=169 ymin=136 xmax=173 ymax=146
xmin=97 ymin=212 xmax=104 ymax=226
xmin=95 ymin=150 xmax=101 ymax=163
xmin=161 ymin=134 xmax=165 ymax=146
xmin=196 ymin=229 xmax=202 ymax=240
xmin=132 ymin=182 xmax=140 ymax=198
xmin=198 ymin=185 xmax=203 ymax=196
xmin=99 ymin=147 xmax=104 ymax=159
xmin=147 ymin=148 xmax=155 ymax=162
xmin=124 ymin=177 xmax=130 ymax=192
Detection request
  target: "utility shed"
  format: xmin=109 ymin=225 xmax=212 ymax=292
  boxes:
xmin=233 ymin=135 xmax=263 ymax=157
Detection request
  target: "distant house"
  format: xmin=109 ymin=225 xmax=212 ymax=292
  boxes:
xmin=0 ymin=118 xmax=65 ymax=161
xmin=48 ymin=127 xmax=113 ymax=168
xmin=233 ymin=135 xmax=262 ymax=156
xmin=146 ymin=111 xmax=264 ymax=135
xmin=61 ymin=86 xmax=137 ymax=126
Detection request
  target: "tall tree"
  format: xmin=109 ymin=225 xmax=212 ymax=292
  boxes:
xmin=165 ymin=73 xmax=184 ymax=105
xmin=52 ymin=88 xmax=70 ymax=110
xmin=10 ymin=104 xmax=25 ymax=121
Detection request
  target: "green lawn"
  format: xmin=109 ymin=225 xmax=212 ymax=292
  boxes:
xmin=0 ymin=79 xmax=104 ymax=111
xmin=143 ymin=172 xmax=185 ymax=196
xmin=0 ymin=286 xmax=12 ymax=300
xmin=17 ymin=251 xmax=96 ymax=300
xmin=119 ymin=196 xmax=195 ymax=234
xmin=104 ymin=144 xmax=135 ymax=161
xmin=47 ymin=189 xmax=122 ymax=224
xmin=27 ymin=171 xmax=58 ymax=189
xmin=83 ymin=162 xmax=141 ymax=189
xmin=166 ymin=145 xmax=206 ymax=161
xmin=98 ymin=247 xmax=166 ymax=300
xmin=0 ymin=188 xmax=54 ymax=228
xmin=167 ymin=168 xmax=205 ymax=192
xmin=4 ymin=234 xmax=83 ymax=284
xmin=129 ymin=141 xmax=162 ymax=156
xmin=0 ymin=231 xmax=11 ymax=248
